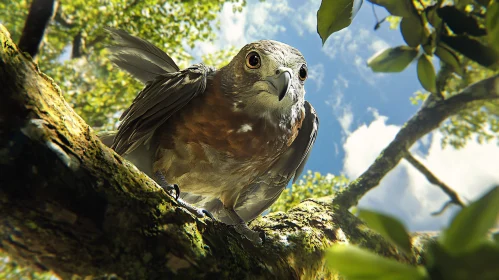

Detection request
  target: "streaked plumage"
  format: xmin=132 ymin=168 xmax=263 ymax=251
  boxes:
xmin=102 ymin=29 xmax=318 ymax=242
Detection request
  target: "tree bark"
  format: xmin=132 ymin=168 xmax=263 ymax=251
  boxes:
xmin=0 ymin=25 xmax=435 ymax=279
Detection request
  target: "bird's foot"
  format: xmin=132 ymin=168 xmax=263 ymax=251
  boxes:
xmin=176 ymin=197 xmax=215 ymax=219
xmin=234 ymin=223 xmax=263 ymax=245
xmin=154 ymin=171 xmax=215 ymax=219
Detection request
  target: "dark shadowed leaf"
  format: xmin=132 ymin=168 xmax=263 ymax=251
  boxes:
xmin=441 ymin=35 xmax=499 ymax=68
xmin=425 ymin=4 xmax=442 ymax=28
xmin=359 ymin=209 xmax=412 ymax=254
xmin=486 ymin=1 xmax=499 ymax=51
xmin=417 ymin=55 xmax=437 ymax=93
xmin=367 ymin=0 xmax=417 ymax=17
xmin=426 ymin=242 xmax=499 ymax=280
xmin=325 ymin=245 xmax=428 ymax=280
xmin=367 ymin=46 xmax=418 ymax=72
xmin=440 ymin=186 xmax=499 ymax=254
xmin=423 ymin=43 xmax=433 ymax=55
xmin=435 ymin=44 xmax=463 ymax=76
xmin=476 ymin=0 xmax=491 ymax=7
xmin=317 ymin=0 xmax=363 ymax=45
xmin=437 ymin=6 xmax=487 ymax=36
xmin=401 ymin=16 xmax=425 ymax=47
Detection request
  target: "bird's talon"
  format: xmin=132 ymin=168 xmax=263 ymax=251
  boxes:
xmin=172 ymin=184 xmax=180 ymax=199
xmin=162 ymin=184 xmax=180 ymax=199
xmin=234 ymin=224 xmax=263 ymax=245
xmin=202 ymin=209 xmax=215 ymax=220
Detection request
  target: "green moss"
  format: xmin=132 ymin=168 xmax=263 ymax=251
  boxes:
xmin=25 ymin=220 xmax=37 ymax=229
xmin=142 ymin=252 xmax=153 ymax=263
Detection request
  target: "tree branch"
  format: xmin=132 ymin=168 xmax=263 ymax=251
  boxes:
xmin=18 ymin=0 xmax=57 ymax=58
xmin=333 ymin=74 xmax=499 ymax=209
xmin=404 ymin=152 xmax=466 ymax=210
xmin=53 ymin=6 xmax=75 ymax=28
xmin=0 ymin=25 xmax=416 ymax=279
xmin=71 ymin=31 xmax=84 ymax=59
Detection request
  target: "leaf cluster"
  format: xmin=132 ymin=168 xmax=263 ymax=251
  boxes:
xmin=317 ymin=0 xmax=499 ymax=148
xmin=326 ymin=186 xmax=499 ymax=280
xmin=270 ymin=171 xmax=349 ymax=213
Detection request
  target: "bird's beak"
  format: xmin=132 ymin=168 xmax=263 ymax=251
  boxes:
xmin=267 ymin=68 xmax=292 ymax=101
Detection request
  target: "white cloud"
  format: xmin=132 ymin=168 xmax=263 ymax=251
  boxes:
xmin=321 ymin=23 xmax=389 ymax=85
xmin=307 ymin=63 xmax=325 ymax=90
xmin=292 ymin=0 xmax=321 ymax=36
xmin=370 ymin=39 xmax=390 ymax=53
xmin=326 ymin=75 xmax=355 ymax=135
xmin=192 ymin=0 xmax=291 ymax=59
xmin=338 ymin=107 xmax=354 ymax=135
xmin=343 ymin=114 xmax=399 ymax=177
xmin=343 ymin=111 xmax=499 ymax=231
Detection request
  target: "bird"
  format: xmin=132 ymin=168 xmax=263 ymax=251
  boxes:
xmin=100 ymin=28 xmax=319 ymax=244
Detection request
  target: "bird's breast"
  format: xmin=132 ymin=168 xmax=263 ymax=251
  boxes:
xmin=152 ymin=82 xmax=302 ymax=198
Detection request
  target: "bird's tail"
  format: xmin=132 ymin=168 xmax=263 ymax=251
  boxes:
xmin=105 ymin=28 xmax=180 ymax=84
xmin=97 ymin=130 xmax=155 ymax=177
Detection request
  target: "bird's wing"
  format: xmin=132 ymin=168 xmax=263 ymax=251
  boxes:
xmin=193 ymin=101 xmax=319 ymax=224
xmin=235 ymin=101 xmax=319 ymax=222
xmin=112 ymin=64 xmax=213 ymax=156
xmin=106 ymin=28 xmax=180 ymax=83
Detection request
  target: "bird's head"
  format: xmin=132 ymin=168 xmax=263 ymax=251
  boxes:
xmin=219 ymin=40 xmax=308 ymax=120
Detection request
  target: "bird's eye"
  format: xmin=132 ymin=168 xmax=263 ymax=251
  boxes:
xmin=245 ymin=52 xmax=261 ymax=69
xmin=299 ymin=65 xmax=307 ymax=81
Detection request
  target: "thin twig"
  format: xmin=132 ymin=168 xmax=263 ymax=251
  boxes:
xmin=404 ymin=152 xmax=466 ymax=211
xmin=371 ymin=3 xmax=386 ymax=30
xmin=431 ymin=200 xmax=454 ymax=216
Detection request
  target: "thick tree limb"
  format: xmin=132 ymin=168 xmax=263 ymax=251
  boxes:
xmin=18 ymin=0 xmax=57 ymax=58
xmin=0 ymin=26 xmax=416 ymax=279
xmin=333 ymin=74 xmax=499 ymax=209
xmin=404 ymin=153 xmax=466 ymax=212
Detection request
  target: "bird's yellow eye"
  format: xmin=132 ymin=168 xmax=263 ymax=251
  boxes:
xmin=245 ymin=52 xmax=261 ymax=69
xmin=299 ymin=65 xmax=307 ymax=81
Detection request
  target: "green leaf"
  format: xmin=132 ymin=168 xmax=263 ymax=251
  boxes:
xmin=441 ymin=35 xmax=499 ymax=68
xmin=437 ymin=6 xmax=486 ymax=36
xmin=426 ymin=242 xmax=499 ymax=280
xmin=440 ymin=186 xmax=499 ymax=254
xmin=417 ymin=55 xmax=437 ymax=93
xmin=325 ymin=245 xmax=428 ymax=280
xmin=435 ymin=44 xmax=463 ymax=76
xmin=401 ymin=16 xmax=425 ymax=47
xmin=493 ymin=232 xmax=499 ymax=244
xmin=367 ymin=46 xmax=418 ymax=72
xmin=486 ymin=1 xmax=499 ymax=51
xmin=425 ymin=4 xmax=442 ymax=28
xmin=358 ymin=209 xmax=412 ymax=254
xmin=367 ymin=0 xmax=417 ymax=17
xmin=317 ymin=0 xmax=361 ymax=45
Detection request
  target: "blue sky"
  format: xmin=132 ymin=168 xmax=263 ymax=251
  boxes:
xmin=191 ymin=0 xmax=499 ymax=231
